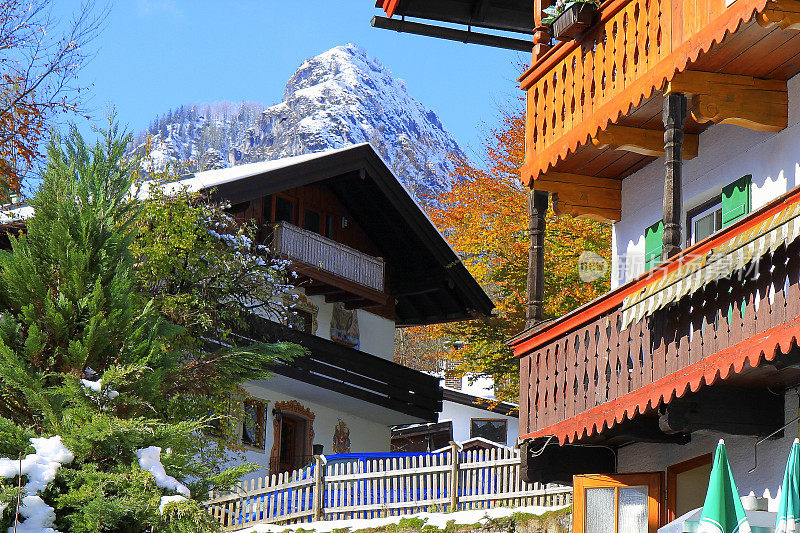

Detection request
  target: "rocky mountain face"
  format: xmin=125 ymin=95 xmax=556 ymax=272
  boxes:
xmin=132 ymin=44 xmax=465 ymax=200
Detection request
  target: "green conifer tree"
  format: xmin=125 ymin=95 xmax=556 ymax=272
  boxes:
xmin=0 ymin=121 xmax=300 ymax=532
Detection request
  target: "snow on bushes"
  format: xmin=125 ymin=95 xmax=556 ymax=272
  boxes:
xmin=0 ymin=436 xmax=73 ymax=533
xmin=136 ymin=446 xmax=191 ymax=513
xmin=79 ymin=378 xmax=120 ymax=399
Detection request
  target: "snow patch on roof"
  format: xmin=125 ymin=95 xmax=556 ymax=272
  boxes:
xmin=170 ymin=144 xmax=366 ymax=193
xmin=0 ymin=204 xmax=33 ymax=223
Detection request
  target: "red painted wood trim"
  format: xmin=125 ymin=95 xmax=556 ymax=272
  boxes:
xmin=383 ymin=0 xmax=400 ymax=17
xmin=519 ymin=315 xmax=800 ymax=443
xmin=511 ymin=184 xmax=800 ymax=356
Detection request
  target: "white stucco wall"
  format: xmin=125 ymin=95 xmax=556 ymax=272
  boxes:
xmin=303 ymin=292 xmax=395 ymax=360
xmin=611 ymin=72 xmax=800 ymax=287
xmin=232 ymin=381 xmax=393 ymax=474
xmin=439 ymin=400 xmax=519 ymax=445
xmin=616 ymin=392 xmax=799 ymax=511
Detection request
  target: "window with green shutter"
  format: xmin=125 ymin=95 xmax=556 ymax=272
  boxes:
xmin=721 ymin=175 xmax=751 ymax=227
xmin=644 ymin=220 xmax=664 ymax=271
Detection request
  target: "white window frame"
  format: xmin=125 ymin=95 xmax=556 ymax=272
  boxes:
xmin=687 ymin=200 xmax=722 ymax=245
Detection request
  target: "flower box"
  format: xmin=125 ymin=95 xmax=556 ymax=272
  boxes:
xmin=552 ymin=2 xmax=598 ymax=41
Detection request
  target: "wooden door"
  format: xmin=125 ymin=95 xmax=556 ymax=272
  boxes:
xmin=573 ymin=472 xmax=663 ymax=533
xmin=666 ymin=454 xmax=712 ymax=523
xmin=278 ymin=417 xmax=299 ymax=473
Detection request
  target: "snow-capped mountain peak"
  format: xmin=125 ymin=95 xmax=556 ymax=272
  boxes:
xmin=133 ymin=44 xmax=465 ymax=201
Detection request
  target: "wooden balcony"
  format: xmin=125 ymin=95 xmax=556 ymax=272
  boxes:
xmin=513 ymin=185 xmax=800 ymax=446
xmin=521 ymin=0 xmax=800 ymax=220
xmin=271 ymin=221 xmax=390 ymax=309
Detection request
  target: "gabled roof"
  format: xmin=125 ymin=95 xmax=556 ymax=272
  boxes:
xmin=175 ymin=143 xmax=494 ymax=326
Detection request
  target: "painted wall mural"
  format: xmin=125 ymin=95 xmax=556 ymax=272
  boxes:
xmin=332 ymin=419 xmax=351 ymax=454
xmin=330 ymin=302 xmax=359 ymax=348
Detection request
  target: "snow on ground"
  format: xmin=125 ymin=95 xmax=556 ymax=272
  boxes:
xmin=232 ymin=504 xmax=571 ymax=533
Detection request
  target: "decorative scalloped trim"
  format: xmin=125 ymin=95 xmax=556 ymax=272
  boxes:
xmin=521 ymin=315 xmax=800 ymax=444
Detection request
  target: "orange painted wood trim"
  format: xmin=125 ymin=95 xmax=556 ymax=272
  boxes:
xmin=573 ymin=472 xmax=664 ymax=532
xmin=518 ymin=314 xmax=800 ymax=444
xmin=518 ymin=0 xmax=773 ymax=182
xmin=511 ymin=183 xmax=800 ymax=356
xmin=519 ymin=0 xmax=645 ymax=89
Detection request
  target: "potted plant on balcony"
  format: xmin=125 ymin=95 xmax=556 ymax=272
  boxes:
xmin=544 ymin=0 xmax=600 ymax=41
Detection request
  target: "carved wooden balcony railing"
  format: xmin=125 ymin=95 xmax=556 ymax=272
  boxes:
xmin=272 ymin=221 xmax=386 ymax=293
xmin=514 ymin=187 xmax=800 ymax=444
xmin=521 ymin=0 xmax=800 ymax=219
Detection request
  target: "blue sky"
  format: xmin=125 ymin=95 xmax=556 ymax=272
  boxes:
xmin=58 ymin=0 xmax=526 ymax=158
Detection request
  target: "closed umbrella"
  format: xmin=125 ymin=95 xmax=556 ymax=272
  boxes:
xmin=776 ymin=438 xmax=800 ymax=532
xmin=698 ymin=440 xmax=751 ymax=533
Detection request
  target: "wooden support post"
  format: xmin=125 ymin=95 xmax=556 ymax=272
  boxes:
xmin=449 ymin=442 xmax=460 ymax=512
xmin=527 ymin=190 xmax=549 ymax=327
xmin=662 ymin=93 xmax=687 ymax=261
xmin=312 ymin=455 xmax=324 ymax=522
xmin=532 ymin=0 xmax=552 ymax=60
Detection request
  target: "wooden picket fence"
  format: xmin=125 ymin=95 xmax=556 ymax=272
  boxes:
xmin=203 ymin=445 xmax=573 ymax=531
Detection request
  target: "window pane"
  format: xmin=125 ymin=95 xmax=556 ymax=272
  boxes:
xmin=618 ymin=486 xmax=648 ymax=533
xmin=242 ymin=401 xmax=264 ymax=448
xmin=275 ymin=196 xmax=294 ymax=223
xmin=470 ymin=419 xmax=507 ymax=443
xmin=325 ymin=214 xmax=335 ymax=238
xmin=694 ymin=212 xmax=715 ymax=242
xmin=287 ymin=309 xmax=312 ymax=332
xmin=585 ymin=487 xmax=615 ymax=533
xmin=304 ymin=209 xmax=322 ymax=234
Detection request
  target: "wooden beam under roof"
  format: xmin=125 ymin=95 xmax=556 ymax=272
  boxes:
xmin=757 ymin=0 xmax=800 ymax=30
xmin=592 ymin=125 xmax=699 ymax=160
xmin=667 ymin=70 xmax=788 ymax=133
xmin=533 ymin=172 xmax=621 ymax=222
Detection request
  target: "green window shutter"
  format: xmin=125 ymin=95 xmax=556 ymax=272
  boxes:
xmin=721 ymin=175 xmax=752 ymax=227
xmin=644 ymin=220 xmax=664 ymax=271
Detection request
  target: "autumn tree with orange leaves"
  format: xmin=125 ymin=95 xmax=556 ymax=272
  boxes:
xmin=401 ymin=107 xmax=611 ymax=402
xmin=0 ymin=1 xmax=104 ymax=194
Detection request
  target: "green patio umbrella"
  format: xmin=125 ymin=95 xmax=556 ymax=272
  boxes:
xmin=776 ymin=438 xmax=800 ymax=533
xmin=697 ymin=440 xmax=751 ymax=533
